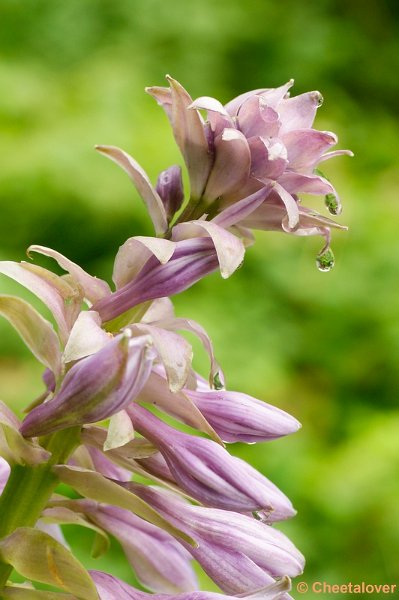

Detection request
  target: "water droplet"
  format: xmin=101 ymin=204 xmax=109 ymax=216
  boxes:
xmin=213 ymin=372 xmax=224 ymax=390
xmin=316 ymin=248 xmax=335 ymax=272
xmin=324 ymin=193 xmax=342 ymax=216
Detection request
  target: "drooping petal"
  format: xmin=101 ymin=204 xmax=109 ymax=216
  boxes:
xmin=53 ymin=465 xmax=195 ymax=546
xmin=138 ymin=371 xmax=223 ymax=444
xmin=0 ymin=528 xmax=98 ymax=599
xmin=113 ymin=237 xmax=176 ymax=289
xmin=0 ymin=261 xmax=80 ymax=344
xmin=28 ymin=245 xmax=111 ymax=303
xmin=278 ymin=172 xmax=335 ymax=196
xmin=173 ymin=220 xmax=245 ymax=279
xmin=273 ymin=183 xmax=299 ymax=230
xmin=95 ymin=145 xmax=168 ymax=236
xmin=130 ymin=323 xmax=193 ymax=392
xmin=203 ymin=129 xmax=251 ymax=202
xmin=0 ymin=295 xmax=61 ymax=376
xmin=150 ymin=316 xmax=223 ymax=386
xmin=189 ymin=96 xmax=234 ymax=137
xmin=165 ymin=76 xmax=213 ymax=201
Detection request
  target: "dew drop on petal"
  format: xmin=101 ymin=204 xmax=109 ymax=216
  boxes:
xmin=324 ymin=193 xmax=342 ymax=216
xmin=316 ymin=248 xmax=335 ymax=272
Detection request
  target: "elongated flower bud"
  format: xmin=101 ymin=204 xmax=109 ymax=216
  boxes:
xmin=122 ymin=484 xmax=304 ymax=594
xmin=129 ymin=404 xmax=295 ymax=518
xmin=21 ymin=334 xmax=155 ymax=437
xmin=156 ymin=165 xmax=185 ymax=221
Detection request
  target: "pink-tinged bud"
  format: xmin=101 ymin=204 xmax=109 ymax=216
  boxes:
xmin=20 ymin=334 xmax=155 ymax=437
xmin=91 ymin=570 xmax=292 ymax=600
xmin=82 ymin=504 xmax=197 ymax=593
xmin=156 ymin=165 xmax=185 ymax=221
xmin=94 ymin=239 xmax=219 ymax=324
xmin=128 ymin=405 xmax=295 ymax=518
xmin=121 ymin=485 xmax=304 ymax=594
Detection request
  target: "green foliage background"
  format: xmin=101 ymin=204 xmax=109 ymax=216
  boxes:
xmin=0 ymin=1 xmax=398 ymax=597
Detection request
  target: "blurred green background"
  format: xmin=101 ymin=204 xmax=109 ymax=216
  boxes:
xmin=1 ymin=0 xmax=398 ymax=597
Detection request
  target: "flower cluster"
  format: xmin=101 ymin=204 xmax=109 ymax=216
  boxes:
xmin=0 ymin=77 xmax=350 ymax=599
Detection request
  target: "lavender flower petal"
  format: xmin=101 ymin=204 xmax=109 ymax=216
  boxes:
xmin=129 ymin=405 xmax=295 ymax=516
xmin=20 ymin=334 xmax=155 ymax=437
xmin=96 ymin=145 xmax=168 ymax=236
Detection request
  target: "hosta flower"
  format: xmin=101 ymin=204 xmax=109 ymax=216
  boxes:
xmin=122 ymin=484 xmax=304 ymax=594
xmin=20 ymin=332 xmax=156 ymax=437
xmin=145 ymin=76 xmax=351 ymax=264
xmin=77 ymin=502 xmax=197 ymax=593
xmin=138 ymin=368 xmax=300 ymax=444
xmin=91 ymin=570 xmax=292 ymax=600
xmin=128 ymin=404 xmax=295 ymax=518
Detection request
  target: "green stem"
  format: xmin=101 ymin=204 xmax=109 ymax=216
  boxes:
xmin=0 ymin=426 xmax=80 ymax=588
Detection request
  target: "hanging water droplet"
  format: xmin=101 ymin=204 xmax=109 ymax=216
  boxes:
xmin=316 ymin=248 xmax=335 ymax=272
xmin=213 ymin=372 xmax=224 ymax=390
xmin=324 ymin=193 xmax=342 ymax=216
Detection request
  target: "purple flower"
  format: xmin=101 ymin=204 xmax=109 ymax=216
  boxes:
xmin=20 ymin=333 xmax=155 ymax=437
xmin=147 ymin=77 xmax=351 ymax=261
xmin=91 ymin=570 xmax=292 ymax=600
xmin=121 ymin=485 xmax=304 ymax=594
xmin=80 ymin=503 xmax=197 ymax=593
xmin=128 ymin=404 xmax=295 ymax=518
xmin=138 ymin=369 xmax=300 ymax=444
xmin=94 ymin=238 xmax=219 ymax=323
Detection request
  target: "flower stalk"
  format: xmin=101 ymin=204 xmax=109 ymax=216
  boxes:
xmin=0 ymin=426 xmax=80 ymax=588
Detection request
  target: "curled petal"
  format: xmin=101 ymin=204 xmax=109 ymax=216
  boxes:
xmin=63 ymin=310 xmax=110 ymax=363
xmin=248 ymin=137 xmax=288 ymax=181
xmin=278 ymin=172 xmax=335 ymax=196
xmin=96 ymin=145 xmax=168 ymax=236
xmin=94 ymin=239 xmax=219 ymax=324
xmin=113 ymin=237 xmax=176 ymax=289
xmin=173 ymin=220 xmax=245 ymax=279
xmin=238 ymin=96 xmax=280 ymax=139
xmin=0 ymin=261 xmax=80 ymax=344
xmin=28 ymin=245 xmax=111 ymax=303
xmin=203 ymin=129 xmax=251 ymax=202
xmin=0 ymin=295 xmax=61 ymax=376
xmin=130 ymin=323 xmax=193 ymax=392
xmin=273 ymin=183 xmax=299 ymax=230
xmin=213 ymin=186 xmax=273 ymax=229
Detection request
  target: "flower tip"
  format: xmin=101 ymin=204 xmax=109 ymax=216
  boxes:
xmin=310 ymin=91 xmax=324 ymax=107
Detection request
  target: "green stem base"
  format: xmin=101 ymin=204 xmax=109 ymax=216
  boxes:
xmin=0 ymin=426 xmax=80 ymax=588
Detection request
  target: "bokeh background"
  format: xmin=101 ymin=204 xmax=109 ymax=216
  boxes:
xmin=1 ymin=0 xmax=398 ymax=597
